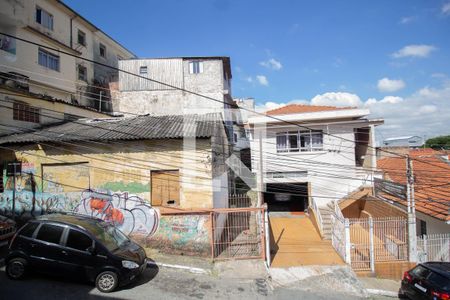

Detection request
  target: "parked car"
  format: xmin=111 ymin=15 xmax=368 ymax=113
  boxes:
xmin=5 ymin=213 xmax=148 ymax=293
xmin=399 ymin=262 xmax=450 ymax=300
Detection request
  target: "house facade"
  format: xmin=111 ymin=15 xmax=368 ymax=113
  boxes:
xmin=0 ymin=113 xmax=230 ymax=226
xmin=0 ymin=83 xmax=112 ymax=136
xmin=247 ymin=104 xmax=384 ymax=210
xmin=377 ymin=149 xmax=450 ymax=235
xmin=0 ymin=0 xmax=135 ymax=112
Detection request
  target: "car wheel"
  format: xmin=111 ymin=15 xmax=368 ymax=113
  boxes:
xmin=398 ymin=288 xmax=407 ymax=299
xmin=95 ymin=271 xmax=118 ymax=293
xmin=6 ymin=258 xmax=27 ymax=280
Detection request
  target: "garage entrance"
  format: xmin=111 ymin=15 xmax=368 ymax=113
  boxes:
xmin=264 ymin=183 xmax=308 ymax=214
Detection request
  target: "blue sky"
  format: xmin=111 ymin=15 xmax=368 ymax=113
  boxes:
xmin=66 ymin=0 xmax=450 ymax=139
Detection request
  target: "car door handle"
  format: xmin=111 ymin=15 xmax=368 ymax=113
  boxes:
xmin=61 ymin=250 xmax=68 ymax=255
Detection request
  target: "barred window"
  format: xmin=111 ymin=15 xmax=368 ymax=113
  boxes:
xmin=38 ymin=48 xmax=59 ymax=71
xmin=276 ymin=130 xmax=323 ymax=153
xmin=13 ymin=102 xmax=40 ymax=123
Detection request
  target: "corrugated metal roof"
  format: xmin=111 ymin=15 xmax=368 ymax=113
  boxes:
xmin=0 ymin=113 xmax=223 ymax=144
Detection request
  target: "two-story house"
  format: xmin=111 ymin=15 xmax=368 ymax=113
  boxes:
xmin=247 ymin=104 xmax=384 ymax=212
xmin=0 ymin=0 xmax=135 ymax=136
xmin=112 ymin=57 xmax=248 ymax=192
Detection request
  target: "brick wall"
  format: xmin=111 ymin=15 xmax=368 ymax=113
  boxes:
xmin=363 ymin=200 xmax=406 ymax=218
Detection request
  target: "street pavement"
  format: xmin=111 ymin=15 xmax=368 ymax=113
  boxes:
xmin=0 ymin=264 xmax=396 ymax=300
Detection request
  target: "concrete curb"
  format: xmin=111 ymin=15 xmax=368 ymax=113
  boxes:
xmin=147 ymin=261 xmax=210 ymax=275
xmin=366 ymin=288 xmax=398 ymax=298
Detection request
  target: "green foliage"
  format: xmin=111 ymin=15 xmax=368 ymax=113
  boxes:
xmin=425 ymin=135 xmax=450 ymax=149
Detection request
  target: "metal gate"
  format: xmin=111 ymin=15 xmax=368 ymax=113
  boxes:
xmin=331 ymin=214 xmax=347 ymax=262
xmin=349 ymin=218 xmax=371 ymax=271
xmin=417 ymin=233 xmax=450 ymax=263
xmin=211 ymin=207 xmax=265 ymax=260
xmin=349 ymin=217 xmax=408 ymax=271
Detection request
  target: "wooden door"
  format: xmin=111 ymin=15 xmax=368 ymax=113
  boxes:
xmin=151 ymin=170 xmax=180 ymax=206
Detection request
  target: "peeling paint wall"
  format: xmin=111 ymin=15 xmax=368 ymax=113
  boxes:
xmin=0 ymin=138 xmax=223 ymax=226
xmin=146 ymin=213 xmax=211 ymax=256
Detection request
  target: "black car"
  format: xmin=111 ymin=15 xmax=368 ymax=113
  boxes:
xmin=399 ymin=262 xmax=450 ymax=300
xmin=5 ymin=213 xmax=148 ymax=293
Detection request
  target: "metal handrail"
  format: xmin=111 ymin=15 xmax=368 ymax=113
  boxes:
xmin=311 ymin=197 xmax=323 ymax=234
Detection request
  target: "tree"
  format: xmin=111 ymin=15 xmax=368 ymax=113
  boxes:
xmin=425 ymin=135 xmax=450 ymax=149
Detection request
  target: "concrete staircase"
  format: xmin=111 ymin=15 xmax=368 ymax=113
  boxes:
xmin=318 ymin=202 xmax=335 ymax=240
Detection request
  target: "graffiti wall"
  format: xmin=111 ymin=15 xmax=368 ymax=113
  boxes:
xmin=0 ymin=161 xmax=159 ymax=238
xmin=146 ymin=213 xmax=211 ymax=257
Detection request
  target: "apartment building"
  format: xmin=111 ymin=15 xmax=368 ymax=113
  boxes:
xmin=0 ymin=0 xmax=135 ymax=115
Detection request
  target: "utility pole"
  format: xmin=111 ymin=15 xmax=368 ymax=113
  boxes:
xmin=257 ymin=130 xmax=264 ymax=207
xmin=406 ymin=155 xmax=417 ymax=262
xmin=99 ymin=91 xmax=103 ymax=112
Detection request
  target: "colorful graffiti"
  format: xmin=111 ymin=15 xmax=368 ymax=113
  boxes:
xmin=0 ymin=165 xmax=159 ymax=237
xmin=73 ymin=190 xmax=159 ymax=237
xmin=147 ymin=214 xmax=210 ymax=256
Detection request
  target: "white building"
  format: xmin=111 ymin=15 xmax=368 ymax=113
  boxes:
xmin=382 ymin=136 xmax=424 ymax=148
xmin=0 ymin=0 xmax=135 ymax=112
xmin=247 ymin=104 xmax=384 ymax=210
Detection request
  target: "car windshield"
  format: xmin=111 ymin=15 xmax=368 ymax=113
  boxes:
xmin=87 ymin=223 xmax=130 ymax=251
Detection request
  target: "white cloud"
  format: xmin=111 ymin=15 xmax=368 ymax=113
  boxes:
xmin=391 ymin=44 xmax=436 ymax=58
xmin=365 ymin=96 xmax=404 ymax=106
xmin=418 ymin=105 xmax=438 ymax=114
xmin=399 ymin=16 xmax=416 ymax=24
xmin=442 ymin=2 xmax=450 ymax=15
xmin=256 ymin=75 xmax=269 ymax=86
xmin=260 ymin=58 xmax=283 ymax=70
xmin=364 ymin=82 xmax=450 ymax=137
xmin=377 ymin=77 xmax=406 ymax=92
xmin=255 ymin=82 xmax=450 ymax=138
xmin=310 ymin=92 xmax=362 ymax=107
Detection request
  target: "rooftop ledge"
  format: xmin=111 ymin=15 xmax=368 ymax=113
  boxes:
xmin=248 ymin=108 xmax=371 ymax=124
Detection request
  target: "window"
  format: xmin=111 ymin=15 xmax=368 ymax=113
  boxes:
xmin=19 ymin=222 xmax=39 ymax=238
xmin=419 ymin=220 xmax=427 ymax=236
xmin=139 ymin=66 xmax=148 ymax=75
xmin=99 ymin=43 xmax=106 ymax=58
xmin=38 ymin=48 xmax=59 ymax=71
xmin=36 ymin=224 xmax=64 ymax=245
xmin=276 ymin=130 xmax=323 ymax=153
xmin=66 ymin=229 xmax=93 ymax=251
xmin=13 ymin=101 xmax=40 ymax=123
xmin=77 ymin=30 xmax=86 ymax=46
xmin=36 ymin=7 xmax=53 ymax=30
xmin=77 ymin=64 xmax=87 ymax=82
xmin=189 ymin=61 xmax=203 ymax=74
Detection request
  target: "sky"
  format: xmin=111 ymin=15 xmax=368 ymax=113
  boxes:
xmin=65 ymin=0 xmax=450 ymax=141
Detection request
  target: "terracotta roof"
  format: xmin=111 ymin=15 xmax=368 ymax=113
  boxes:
xmin=377 ymin=149 xmax=450 ymax=222
xmin=266 ymin=104 xmax=355 ymax=116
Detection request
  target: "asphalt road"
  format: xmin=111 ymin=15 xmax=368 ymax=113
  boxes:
xmin=0 ymin=263 xmax=395 ymax=300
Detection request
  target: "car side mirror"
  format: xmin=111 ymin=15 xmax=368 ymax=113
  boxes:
xmin=87 ymin=246 xmax=96 ymax=255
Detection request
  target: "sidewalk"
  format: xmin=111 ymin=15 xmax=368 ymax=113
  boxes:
xmin=144 ymin=248 xmax=268 ymax=279
xmin=358 ymin=277 xmax=401 ymax=298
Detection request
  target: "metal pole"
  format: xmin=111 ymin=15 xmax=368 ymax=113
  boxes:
xmin=369 ymin=217 xmax=375 ymax=273
xmin=257 ymin=130 xmax=264 ymax=207
xmin=264 ymin=206 xmax=271 ymax=268
xmin=406 ymin=155 xmax=417 ymax=262
xmin=12 ymin=163 xmax=16 ymax=221
xmin=99 ymin=91 xmax=103 ymax=112
xmin=344 ymin=218 xmax=351 ymax=264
